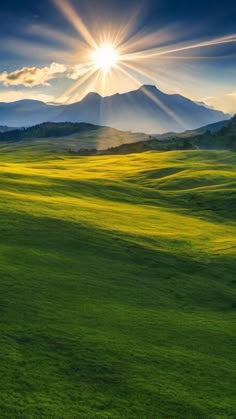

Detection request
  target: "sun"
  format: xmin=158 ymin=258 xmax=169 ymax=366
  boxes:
xmin=92 ymin=44 xmax=119 ymax=72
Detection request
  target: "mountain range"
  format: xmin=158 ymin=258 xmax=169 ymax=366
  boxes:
xmin=97 ymin=115 xmax=236 ymax=155
xmin=0 ymin=85 xmax=229 ymax=134
xmin=0 ymin=116 xmax=234 ymax=154
xmin=0 ymin=122 xmax=149 ymax=152
xmin=0 ymin=125 xmax=15 ymax=132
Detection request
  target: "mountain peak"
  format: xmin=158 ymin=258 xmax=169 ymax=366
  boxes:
xmin=139 ymin=84 xmax=158 ymax=92
xmin=83 ymin=92 xmax=102 ymax=101
xmin=0 ymin=86 xmax=229 ymax=133
xmin=136 ymin=85 xmax=167 ymax=97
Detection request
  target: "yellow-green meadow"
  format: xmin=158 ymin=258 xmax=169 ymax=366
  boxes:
xmin=0 ymin=146 xmax=235 ymax=417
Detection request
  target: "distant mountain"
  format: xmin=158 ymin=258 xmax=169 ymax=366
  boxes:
xmin=0 ymin=121 xmax=149 ymax=152
xmin=0 ymin=86 xmax=230 ymax=133
xmin=0 ymin=100 xmax=59 ymax=127
xmin=155 ymin=119 xmax=230 ymax=140
xmin=0 ymin=125 xmax=15 ymax=132
xmin=0 ymin=116 xmax=235 ymax=155
xmin=194 ymin=100 xmax=215 ymax=110
xmin=94 ymin=115 xmax=236 ymax=155
xmin=0 ymin=122 xmax=103 ymax=141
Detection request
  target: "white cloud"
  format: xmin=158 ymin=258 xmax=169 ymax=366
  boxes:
xmin=0 ymin=63 xmax=67 ymax=87
xmin=66 ymin=63 xmax=93 ymax=80
xmin=0 ymin=62 xmax=92 ymax=88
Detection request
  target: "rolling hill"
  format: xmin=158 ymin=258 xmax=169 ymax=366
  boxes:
xmin=0 ymin=122 xmax=149 ymax=152
xmin=0 ymin=125 xmax=15 ymax=132
xmin=0 ymin=117 xmax=233 ymax=156
xmin=0 ymin=143 xmax=235 ymax=417
xmin=94 ymin=115 xmax=236 ymax=155
xmin=155 ymin=118 xmax=230 ymax=139
xmin=0 ymin=85 xmax=229 ymax=133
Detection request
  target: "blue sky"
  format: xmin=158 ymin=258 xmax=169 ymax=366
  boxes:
xmin=0 ymin=0 xmax=235 ymax=112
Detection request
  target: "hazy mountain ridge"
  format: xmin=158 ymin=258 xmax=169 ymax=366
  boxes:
xmin=0 ymin=125 xmax=16 ymax=132
xmin=93 ymin=115 xmax=236 ymax=155
xmin=155 ymin=119 xmax=229 ymax=139
xmin=0 ymin=85 xmax=229 ymax=133
xmin=0 ymin=116 xmax=234 ymax=155
xmin=0 ymin=122 xmax=104 ymax=141
xmin=0 ymin=121 xmax=149 ymax=152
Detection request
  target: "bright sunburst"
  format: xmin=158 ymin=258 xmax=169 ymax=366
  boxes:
xmin=18 ymin=0 xmax=236 ymax=106
xmin=92 ymin=44 xmax=119 ymax=71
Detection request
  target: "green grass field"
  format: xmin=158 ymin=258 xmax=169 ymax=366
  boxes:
xmin=0 ymin=146 xmax=235 ymax=418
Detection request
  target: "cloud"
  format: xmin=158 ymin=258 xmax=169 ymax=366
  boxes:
xmin=0 ymin=62 xmax=91 ymax=88
xmin=0 ymin=63 xmax=67 ymax=87
xmin=66 ymin=63 xmax=93 ymax=80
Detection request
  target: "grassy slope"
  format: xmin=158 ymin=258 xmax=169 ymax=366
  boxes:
xmin=98 ymin=116 xmax=236 ymax=155
xmin=154 ymin=118 xmax=229 ymax=139
xmin=0 ymin=123 xmax=149 ymax=151
xmin=0 ymin=146 xmax=235 ymax=418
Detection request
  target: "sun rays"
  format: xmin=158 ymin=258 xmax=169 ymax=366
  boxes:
xmin=2 ymin=0 xmax=236 ymax=115
xmin=49 ymin=0 xmax=236 ymax=106
xmin=91 ymin=44 xmax=120 ymax=72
